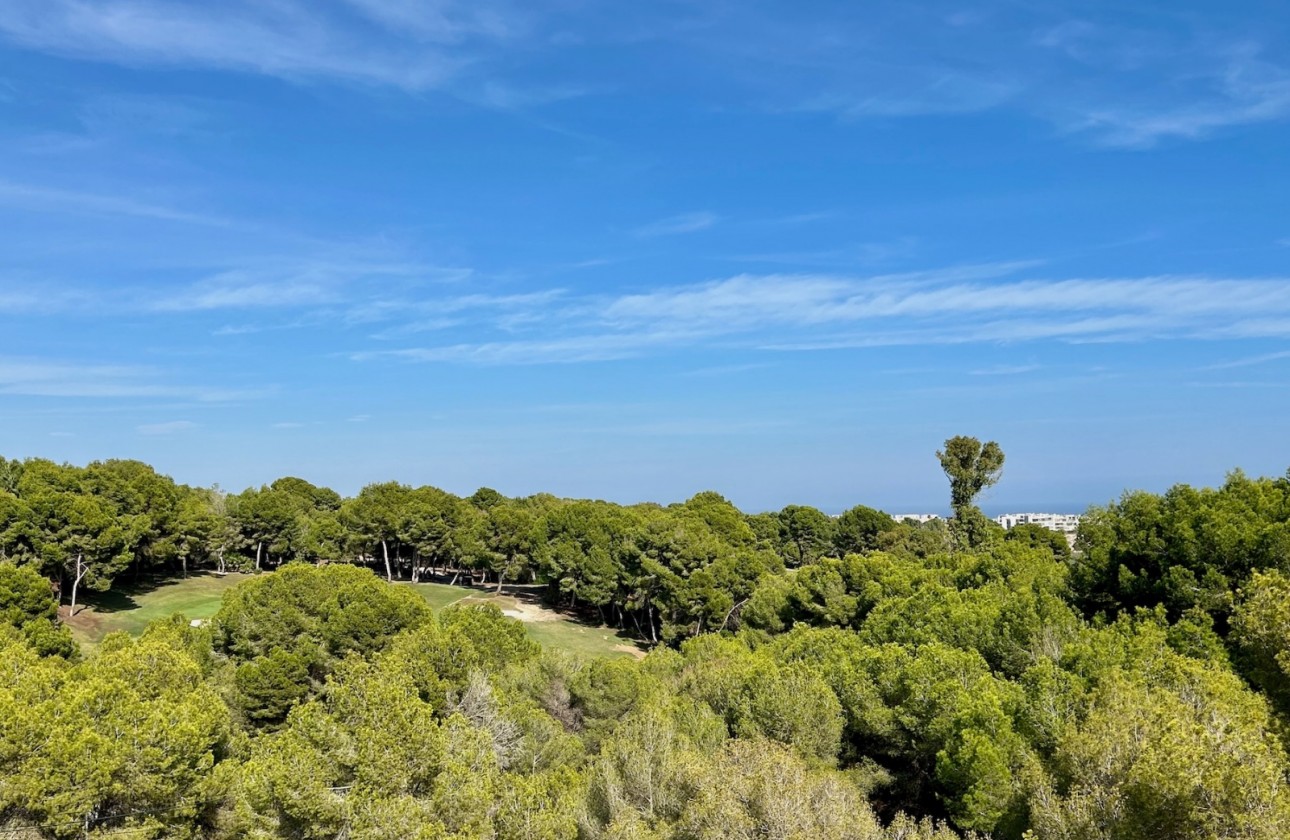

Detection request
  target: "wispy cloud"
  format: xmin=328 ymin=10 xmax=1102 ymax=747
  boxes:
xmin=0 ymin=0 xmax=504 ymax=91
xmin=598 ymin=262 xmax=1050 ymax=329
xmin=5 ymin=253 xmax=492 ymax=326
xmin=468 ymin=80 xmax=590 ymax=110
xmin=1202 ymin=350 xmax=1290 ymax=370
xmin=0 ymin=180 xmax=233 ymax=226
xmin=356 ymin=330 xmax=690 ymax=365
xmin=163 ymin=286 xmax=333 ymax=315
xmin=153 ymin=272 xmax=342 ymax=312
xmin=272 ymin=421 xmax=305 ymax=429
xmin=352 ymin=266 xmax=1290 ymax=365
xmin=152 ymin=260 xmax=443 ymax=312
xmin=4 ymin=1 xmax=1280 ymax=150
xmin=0 ymin=358 xmax=162 ymax=398
xmin=0 ymin=286 xmax=94 ymax=314
xmin=1061 ymin=46 xmax=1290 ymax=147
xmin=337 ymin=0 xmax=519 ymax=42
xmin=361 ymin=290 xmax=567 ymax=337
xmin=137 ymin=420 xmax=197 ymax=435
xmin=675 ymin=4 xmax=1290 ymax=148
xmin=0 ymin=356 xmax=265 ymax=402
xmin=796 ymin=73 xmax=1019 ymax=119
xmin=970 ymin=364 xmax=1041 ymax=376
xmin=211 ymin=324 xmax=265 ymax=337
xmin=633 ymin=212 xmax=719 ymax=238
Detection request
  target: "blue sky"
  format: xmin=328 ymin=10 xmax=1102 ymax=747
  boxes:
xmin=1 ymin=0 xmax=1288 ymax=514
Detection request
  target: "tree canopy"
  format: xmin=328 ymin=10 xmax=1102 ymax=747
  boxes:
xmin=2 ymin=450 xmax=1290 ymax=839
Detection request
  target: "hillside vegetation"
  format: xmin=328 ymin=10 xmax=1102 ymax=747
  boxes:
xmin=2 ymin=439 xmax=1290 ymax=839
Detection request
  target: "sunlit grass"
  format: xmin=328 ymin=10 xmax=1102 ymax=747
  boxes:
xmin=67 ymin=572 xmax=642 ymax=659
xmin=65 ymin=572 xmax=249 ymax=650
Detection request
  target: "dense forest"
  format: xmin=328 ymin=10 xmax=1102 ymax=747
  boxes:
xmin=3 ymin=440 xmax=1290 ymax=838
xmin=0 ymin=447 xmax=975 ymax=644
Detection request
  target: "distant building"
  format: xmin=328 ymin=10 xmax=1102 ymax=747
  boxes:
xmin=994 ymin=512 xmax=1081 ymax=534
xmin=890 ymin=513 xmax=942 ymax=524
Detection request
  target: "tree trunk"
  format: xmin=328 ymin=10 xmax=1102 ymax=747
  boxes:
xmin=255 ymin=540 xmax=263 ymax=571
xmin=69 ymin=553 xmax=87 ymax=616
xmin=381 ymin=539 xmax=393 ymax=582
xmin=720 ymin=598 xmax=749 ymax=632
xmin=496 ymin=569 xmax=506 ymax=594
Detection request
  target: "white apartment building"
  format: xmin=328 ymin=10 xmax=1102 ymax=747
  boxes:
xmin=993 ymin=512 xmax=1081 ymax=534
xmin=889 ymin=513 xmax=943 ymax=524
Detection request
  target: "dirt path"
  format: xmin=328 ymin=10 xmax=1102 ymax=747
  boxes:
xmin=446 ymin=590 xmax=648 ymax=659
xmin=451 ymin=594 xmax=562 ymax=623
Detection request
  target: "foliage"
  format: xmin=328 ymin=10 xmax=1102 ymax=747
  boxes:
xmin=0 ymin=631 xmax=229 ymax=838
xmin=1 ymin=451 xmax=1290 ymax=839
xmin=1072 ymin=470 xmax=1290 ymax=622
xmin=213 ymin=563 xmax=431 ymax=664
xmin=834 ymin=504 xmax=898 ymax=556
xmin=1233 ymin=569 xmax=1290 ymax=711
xmin=937 ymin=436 xmax=1005 ymax=550
xmin=0 ymin=562 xmax=75 ymax=656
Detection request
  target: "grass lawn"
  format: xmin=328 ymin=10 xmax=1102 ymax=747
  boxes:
xmin=524 ymin=620 xmax=642 ymax=659
xmin=65 ymin=572 xmax=643 ymax=659
xmin=408 ymin=583 xmax=644 ymax=659
xmin=442 ymin=590 xmax=646 ymax=659
xmin=410 ymin=581 xmax=475 ymax=611
xmin=64 ymin=572 xmax=250 ymax=650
